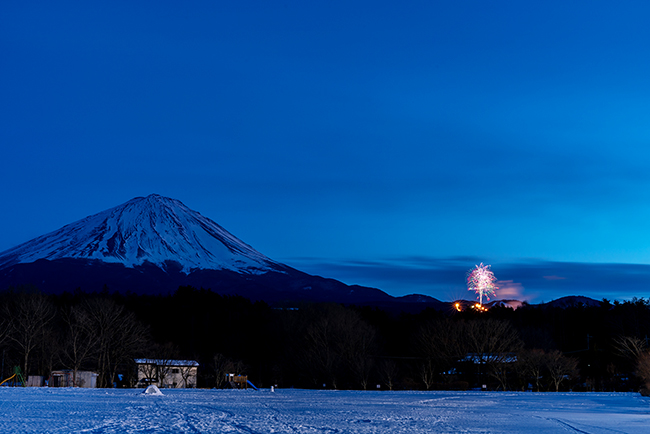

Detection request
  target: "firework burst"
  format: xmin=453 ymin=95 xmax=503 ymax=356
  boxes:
xmin=467 ymin=263 xmax=498 ymax=305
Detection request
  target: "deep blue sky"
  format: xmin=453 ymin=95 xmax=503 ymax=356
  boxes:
xmin=3 ymin=1 xmax=650 ymax=303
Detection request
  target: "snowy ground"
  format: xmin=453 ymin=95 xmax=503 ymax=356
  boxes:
xmin=0 ymin=388 xmax=648 ymax=433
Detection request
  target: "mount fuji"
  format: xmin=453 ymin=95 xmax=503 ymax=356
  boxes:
xmin=0 ymin=194 xmax=283 ymax=274
xmin=0 ymin=195 xmax=428 ymax=306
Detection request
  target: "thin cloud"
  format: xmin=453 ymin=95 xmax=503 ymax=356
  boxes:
xmin=543 ymin=275 xmax=567 ymax=280
xmin=496 ymin=280 xmax=527 ymax=300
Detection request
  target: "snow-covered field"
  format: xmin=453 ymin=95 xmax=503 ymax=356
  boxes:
xmin=0 ymin=388 xmax=648 ymax=433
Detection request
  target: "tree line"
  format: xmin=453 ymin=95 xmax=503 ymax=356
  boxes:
xmin=2 ymin=285 xmax=650 ymax=392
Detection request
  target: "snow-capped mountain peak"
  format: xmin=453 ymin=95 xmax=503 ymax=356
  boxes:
xmin=0 ymin=194 xmax=282 ymax=274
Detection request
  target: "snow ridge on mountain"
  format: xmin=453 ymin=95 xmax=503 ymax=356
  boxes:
xmin=0 ymin=194 xmax=282 ymax=274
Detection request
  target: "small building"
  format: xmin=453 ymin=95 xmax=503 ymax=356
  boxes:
xmin=461 ymin=353 xmax=518 ymax=364
xmin=26 ymin=376 xmax=46 ymax=387
xmin=49 ymin=370 xmax=99 ymax=388
xmin=134 ymin=359 xmax=199 ymax=388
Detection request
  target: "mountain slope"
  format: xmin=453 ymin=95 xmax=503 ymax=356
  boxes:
xmin=0 ymin=194 xmax=283 ymax=274
xmin=539 ymin=295 xmax=601 ymax=308
xmin=0 ymin=195 xmax=399 ymax=305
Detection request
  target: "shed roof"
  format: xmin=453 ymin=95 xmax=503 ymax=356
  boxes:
xmin=134 ymin=359 xmax=199 ymax=367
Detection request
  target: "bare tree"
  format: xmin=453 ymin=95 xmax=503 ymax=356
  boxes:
xmin=414 ymin=319 xmax=467 ymax=389
xmin=209 ymin=353 xmax=245 ymax=388
xmin=3 ymin=290 xmax=56 ymax=376
xmin=377 ymin=359 xmax=399 ymax=390
xmin=156 ymin=359 xmax=174 ymax=387
xmin=637 ymin=352 xmax=650 ymax=393
xmin=60 ymin=305 xmax=99 ymax=386
xmin=516 ymin=349 xmax=547 ymax=391
xmin=301 ymin=306 xmax=343 ymax=388
xmin=0 ymin=307 xmax=11 ymax=358
xmin=299 ymin=304 xmax=377 ymax=389
xmin=85 ymin=298 xmax=148 ymax=387
xmin=615 ymin=336 xmax=650 ymax=393
xmin=148 ymin=343 xmax=178 ymax=387
xmin=464 ymin=319 xmax=522 ymax=390
xmin=515 ymin=348 xmax=577 ymax=392
xmin=137 ymin=359 xmax=159 ymax=386
xmin=419 ymin=358 xmax=437 ymax=390
xmin=615 ymin=336 xmax=646 ymax=360
xmin=178 ymin=362 xmax=198 ymax=388
xmin=546 ymin=350 xmax=578 ymax=392
xmin=339 ymin=311 xmax=377 ymax=390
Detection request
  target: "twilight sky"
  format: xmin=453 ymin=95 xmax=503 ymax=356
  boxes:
xmin=2 ymin=1 xmax=650 ymax=303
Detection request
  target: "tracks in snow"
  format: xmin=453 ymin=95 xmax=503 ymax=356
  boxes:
xmin=534 ymin=415 xmax=629 ymax=434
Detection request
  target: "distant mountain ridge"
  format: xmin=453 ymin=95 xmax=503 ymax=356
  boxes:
xmin=538 ymin=295 xmax=602 ymax=308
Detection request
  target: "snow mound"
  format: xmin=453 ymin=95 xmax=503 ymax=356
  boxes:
xmin=142 ymin=385 xmax=163 ymax=396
